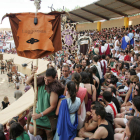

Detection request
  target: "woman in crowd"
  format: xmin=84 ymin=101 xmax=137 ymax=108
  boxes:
xmin=80 ymin=72 xmax=96 ymax=112
xmin=53 ymin=81 xmax=81 ymax=140
xmin=91 ymin=66 xmax=99 ymax=92
xmin=0 ymin=131 xmax=5 ymax=140
xmin=1 ymin=96 xmax=10 ymax=110
xmin=115 ymin=117 xmax=140 ymax=140
xmin=10 ymin=122 xmax=30 ymax=140
xmin=72 ymin=72 xmax=88 ymax=129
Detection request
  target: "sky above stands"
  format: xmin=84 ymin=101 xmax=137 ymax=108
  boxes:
xmin=0 ymin=0 xmax=99 ymax=28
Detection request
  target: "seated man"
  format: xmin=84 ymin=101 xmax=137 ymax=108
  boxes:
xmin=106 ymin=87 xmax=120 ymax=113
xmin=78 ymin=102 xmax=98 ymax=138
xmin=74 ymin=104 xmax=114 ymax=140
xmin=100 ymin=91 xmax=118 ymax=119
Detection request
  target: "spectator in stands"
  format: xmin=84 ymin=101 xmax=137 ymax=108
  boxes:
xmin=121 ymin=75 xmax=139 ymax=107
xmin=60 ymin=65 xmax=71 ymax=86
xmin=91 ymin=66 xmax=99 ymax=92
xmin=14 ymin=86 xmax=23 ymax=100
xmin=101 ymin=54 xmax=107 ymax=75
xmin=114 ymin=36 xmax=121 ymax=51
xmin=0 ymin=131 xmax=5 ymax=140
xmin=75 ymin=64 xmax=82 ymax=73
xmin=128 ymin=30 xmax=134 ymax=46
xmin=78 ymin=102 xmax=98 ymax=138
xmin=10 ymin=122 xmax=30 ymax=140
xmin=74 ymin=103 xmax=114 ymax=140
xmin=81 ymin=59 xmax=87 ymax=71
xmin=91 ymin=55 xmax=102 ymax=80
xmin=106 ymin=87 xmax=120 ymax=113
xmin=124 ymin=50 xmax=131 ymax=62
xmin=53 ymin=81 xmax=81 ymax=140
xmin=100 ymin=91 xmax=117 ymax=119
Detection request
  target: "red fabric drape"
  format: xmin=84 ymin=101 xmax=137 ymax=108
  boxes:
xmin=103 ymin=61 xmax=106 ymax=75
xmin=105 ymin=44 xmax=110 ymax=55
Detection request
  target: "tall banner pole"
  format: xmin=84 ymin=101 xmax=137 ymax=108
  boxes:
xmin=33 ymin=59 xmax=38 ymax=136
xmin=33 ymin=0 xmax=40 ymax=136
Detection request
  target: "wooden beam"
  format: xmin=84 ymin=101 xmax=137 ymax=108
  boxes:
xmin=94 ymin=3 xmax=128 ymax=17
xmin=67 ymin=17 xmax=76 ymax=23
xmin=69 ymin=12 xmax=94 ymax=22
xmin=81 ymin=8 xmax=110 ymax=20
xmin=116 ymin=0 xmax=140 ymax=10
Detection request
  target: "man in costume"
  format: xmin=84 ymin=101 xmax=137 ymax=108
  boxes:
xmin=128 ymin=30 xmax=134 ymax=46
xmin=99 ymin=42 xmax=106 ymax=55
xmin=93 ymin=44 xmax=99 ymax=55
xmin=121 ymin=33 xmax=130 ymax=50
xmin=26 ymin=67 xmax=64 ymax=140
xmin=78 ymin=34 xmax=92 ymax=55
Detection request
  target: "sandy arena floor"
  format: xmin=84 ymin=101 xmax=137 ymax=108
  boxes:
xmin=0 ymin=71 xmax=25 ymax=109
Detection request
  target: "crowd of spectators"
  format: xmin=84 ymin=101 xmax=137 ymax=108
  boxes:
xmin=0 ymin=23 xmax=140 ymax=140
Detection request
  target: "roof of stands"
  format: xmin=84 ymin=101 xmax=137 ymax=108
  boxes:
xmin=68 ymin=0 xmax=140 ymax=23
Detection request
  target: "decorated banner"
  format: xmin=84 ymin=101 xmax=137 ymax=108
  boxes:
xmin=61 ymin=23 xmax=78 ymax=54
xmin=3 ymin=11 xmax=63 ymax=59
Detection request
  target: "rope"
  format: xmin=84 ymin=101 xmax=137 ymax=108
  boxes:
xmin=34 ymin=0 xmax=41 ymax=17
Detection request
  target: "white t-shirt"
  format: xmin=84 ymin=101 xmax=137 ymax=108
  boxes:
xmin=137 ymin=73 xmax=140 ymax=81
xmin=97 ymin=62 xmax=101 ymax=68
xmin=119 ymin=55 xmax=124 ymax=61
xmin=131 ymin=57 xmax=134 ymax=63
xmin=114 ymin=40 xmax=120 ymax=51
xmin=28 ymin=130 xmax=42 ymax=140
xmin=66 ymin=60 xmax=72 ymax=65
xmin=115 ymin=53 xmax=120 ymax=58
xmin=101 ymin=46 xmax=106 ymax=53
xmin=101 ymin=60 xmax=107 ymax=68
xmin=105 ymin=102 xmax=117 ymax=119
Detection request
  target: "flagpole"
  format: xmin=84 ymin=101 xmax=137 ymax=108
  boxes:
xmin=33 ymin=0 xmax=40 ymax=136
xmin=33 ymin=59 xmax=38 ymax=136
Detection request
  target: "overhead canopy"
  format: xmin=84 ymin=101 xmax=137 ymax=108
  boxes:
xmin=68 ymin=0 xmax=140 ymax=23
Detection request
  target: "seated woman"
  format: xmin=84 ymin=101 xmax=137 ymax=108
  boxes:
xmin=10 ymin=122 xmax=30 ymax=140
xmin=115 ymin=116 xmax=140 ymax=140
xmin=121 ymin=76 xmax=139 ymax=111
xmin=114 ymin=96 xmax=140 ymax=133
xmin=80 ymin=72 xmax=96 ymax=112
xmin=53 ymin=81 xmax=81 ymax=140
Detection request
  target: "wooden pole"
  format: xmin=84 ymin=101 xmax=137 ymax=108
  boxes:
xmin=33 ymin=59 xmax=38 ymax=136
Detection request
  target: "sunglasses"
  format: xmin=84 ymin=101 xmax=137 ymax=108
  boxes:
xmin=130 ymin=81 xmax=137 ymax=84
xmin=134 ymin=87 xmax=139 ymax=91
